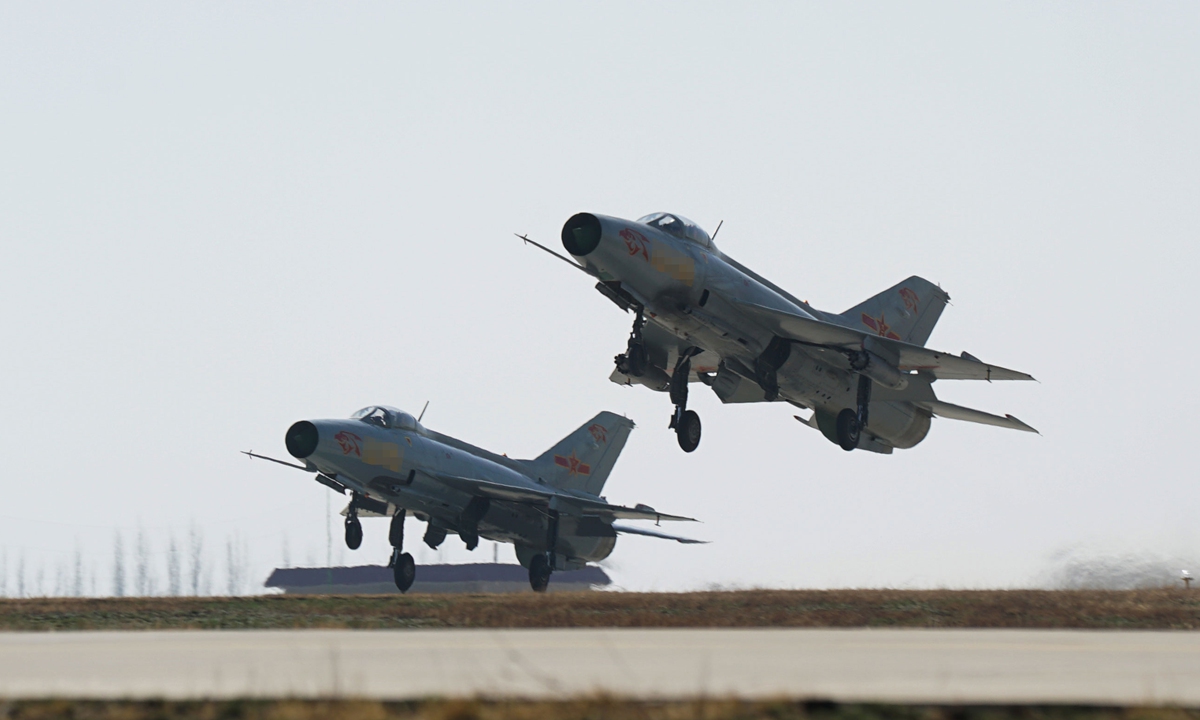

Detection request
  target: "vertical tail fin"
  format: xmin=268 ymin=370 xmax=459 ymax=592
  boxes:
xmin=840 ymin=276 xmax=950 ymax=347
xmin=519 ymin=412 xmax=634 ymax=496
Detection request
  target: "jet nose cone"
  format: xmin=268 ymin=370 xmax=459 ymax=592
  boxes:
xmin=285 ymin=421 xmax=319 ymax=459
xmin=562 ymin=212 xmax=602 ymax=257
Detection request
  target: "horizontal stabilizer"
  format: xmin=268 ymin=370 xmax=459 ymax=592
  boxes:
xmin=918 ymin=400 xmax=1038 ymax=433
xmin=612 ymin=523 xmax=708 ymax=544
xmin=731 ymin=298 xmax=1034 ymax=381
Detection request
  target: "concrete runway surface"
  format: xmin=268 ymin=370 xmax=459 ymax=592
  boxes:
xmin=1 ymin=628 xmax=1199 ymax=704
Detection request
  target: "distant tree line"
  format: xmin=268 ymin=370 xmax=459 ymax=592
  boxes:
xmin=0 ymin=521 xmax=290 ymax=599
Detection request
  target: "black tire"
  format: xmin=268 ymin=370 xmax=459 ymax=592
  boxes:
xmin=675 ymin=410 xmax=701 ymax=453
xmin=835 ymin=408 xmax=860 ymax=451
xmin=529 ymin=553 xmax=551 ymax=593
xmin=393 ymin=552 xmax=416 ymax=592
xmin=626 ymin=342 xmax=648 ymax=377
xmin=344 ymin=517 xmax=363 ymax=550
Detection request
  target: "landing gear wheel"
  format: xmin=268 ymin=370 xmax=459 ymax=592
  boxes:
xmin=675 ymin=410 xmax=702 ymax=453
xmin=393 ymin=552 xmax=415 ymax=592
xmin=625 ymin=341 xmax=648 ymax=377
xmin=835 ymin=408 xmax=861 ymax=451
xmin=529 ymin=553 xmax=551 ymax=593
xmin=344 ymin=517 xmax=363 ymax=550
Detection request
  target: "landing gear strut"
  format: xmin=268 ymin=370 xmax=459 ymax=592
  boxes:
xmin=668 ymin=349 xmax=702 ymax=453
xmin=614 ymin=305 xmax=648 ymax=378
xmin=344 ymin=495 xmax=363 ymax=550
xmin=530 ymin=510 xmax=559 ymax=593
xmin=388 ymin=509 xmax=415 ymax=592
xmin=835 ymin=374 xmax=873 ymax=452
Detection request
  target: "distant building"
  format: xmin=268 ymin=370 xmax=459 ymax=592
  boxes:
xmin=264 ymin=563 xmax=611 ymax=594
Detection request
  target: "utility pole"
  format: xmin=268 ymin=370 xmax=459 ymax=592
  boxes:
xmin=325 ymin=492 xmax=332 ymax=588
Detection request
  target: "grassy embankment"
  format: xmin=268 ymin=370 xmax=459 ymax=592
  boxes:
xmin=0 ymin=700 xmax=1197 ymax=720
xmin=1 ymin=589 xmax=1199 ymax=631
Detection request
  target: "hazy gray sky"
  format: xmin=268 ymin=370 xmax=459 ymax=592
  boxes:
xmin=2 ymin=2 xmax=1198 ymax=593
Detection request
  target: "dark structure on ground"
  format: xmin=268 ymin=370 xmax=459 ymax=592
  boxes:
xmin=264 ymin=563 xmax=611 ymax=594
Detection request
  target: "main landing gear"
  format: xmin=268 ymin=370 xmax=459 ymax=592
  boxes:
xmin=669 ymin=348 xmax=702 ymax=453
xmin=614 ymin=309 xmax=702 ymax=454
xmin=388 ymin=508 xmax=415 ymax=593
xmin=835 ymin=374 xmax=873 ymax=451
xmin=529 ymin=510 xmax=559 ymax=592
xmin=344 ymin=495 xmax=363 ymax=550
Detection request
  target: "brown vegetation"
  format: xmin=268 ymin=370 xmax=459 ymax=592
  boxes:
xmin=0 ymin=700 xmax=1198 ymax=720
xmin=1 ymin=588 xmax=1199 ymax=631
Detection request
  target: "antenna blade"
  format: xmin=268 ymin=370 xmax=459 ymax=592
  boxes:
xmin=417 ymin=400 xmax=430 ymax=423
xmin=710 ymin=220 xmax=724 ymax=243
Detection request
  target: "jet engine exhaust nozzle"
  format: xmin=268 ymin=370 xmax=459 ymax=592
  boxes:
xmin=562 ymin=213 xmax=602 ymax=257
xmin=285 ymin=421 xmax=319 ymax=459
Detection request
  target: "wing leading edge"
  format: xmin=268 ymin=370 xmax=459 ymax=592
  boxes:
xmin=612 ymin=523 xmax=708 ymax=544
xmin=917 ymin=400 xmax=1038 ymax=433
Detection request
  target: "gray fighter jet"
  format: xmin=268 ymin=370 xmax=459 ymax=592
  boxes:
xmin=245 ymin=407 xmax=701 ymax=592
xmin=522 ymin=212 xmax=1035 ymax=454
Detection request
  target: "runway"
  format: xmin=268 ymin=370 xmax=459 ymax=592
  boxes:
xmin=1 ymin=629 xmax=1198 ymax=704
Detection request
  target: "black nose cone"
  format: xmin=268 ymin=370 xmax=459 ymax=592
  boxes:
xmin=562 ymin=213 xmax=602 ymax=257
xmin=285 ymin=421 xmax=319 ymax=459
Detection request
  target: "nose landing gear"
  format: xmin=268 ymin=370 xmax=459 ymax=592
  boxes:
xmin=344 ymin=496 xmax=363 ymax=550
xmin=614 ymin=305 xmax=648 ymax=378
xmin=668 ymin=348 xmax=702 ymax=453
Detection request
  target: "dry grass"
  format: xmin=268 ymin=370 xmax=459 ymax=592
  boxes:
xmin=0 ymin=700 xmax=1199 ymax=720
xmin=1 ymin=589 xmax=1199 ymax=631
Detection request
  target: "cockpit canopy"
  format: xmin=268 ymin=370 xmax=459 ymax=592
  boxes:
xmin=351 ymin=405 xmax=422 ymax=432
xmin=637 ymin=212 xmax=712 ymax=249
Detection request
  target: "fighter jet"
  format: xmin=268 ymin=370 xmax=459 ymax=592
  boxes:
xmin=521 ymin=211 xmax=1036 ymax=454
xmin=245 ymin=406 xmax=701 ymax=592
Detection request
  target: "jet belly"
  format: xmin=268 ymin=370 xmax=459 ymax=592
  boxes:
xmin=775 ymin=352 xmax=933 ymax=450
xmin=774 ymin=346 xmax=853 ymax=407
